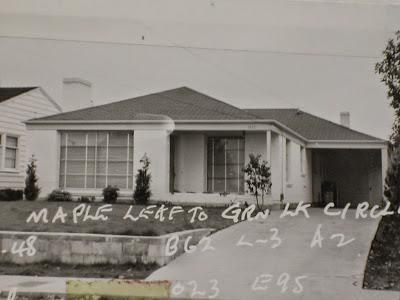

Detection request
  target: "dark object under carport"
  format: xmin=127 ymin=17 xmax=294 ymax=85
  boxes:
xmin=321 ymin=181 xmax=337 ymax=206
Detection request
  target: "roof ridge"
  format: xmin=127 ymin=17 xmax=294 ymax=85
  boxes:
xmin=159 ymin=88 xmax=256 ymax=120
xmin=180 ymin=87 xmax=256 ymax=119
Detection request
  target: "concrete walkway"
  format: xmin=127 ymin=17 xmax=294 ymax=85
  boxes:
xmin=148 ymin=208 xmax=400 ymax=300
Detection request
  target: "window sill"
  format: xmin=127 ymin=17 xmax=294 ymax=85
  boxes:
xmin=0 ymin=169 xmax=19 ymax=174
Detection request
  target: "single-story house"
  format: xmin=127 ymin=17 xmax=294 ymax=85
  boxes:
xmin=0 ymin=87 xmax=61 ymax=190
xmin=26 ymin=87 xmax=388 ymax=207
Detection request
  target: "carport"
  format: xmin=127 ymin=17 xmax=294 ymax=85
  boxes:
xmin=312 ymin=148 xmax=384 ymax=207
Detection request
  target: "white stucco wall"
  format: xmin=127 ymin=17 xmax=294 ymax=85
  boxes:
xmin=174 ymin=133 xmax=206 ymax=193
xmin=133 ymin=130 xmax=170 ymax=200
xmin=283 ymin=141 xmax=313 ymax=204
xmin=244 ymin=132 xmax=267 ymax=162
xmin=27 ymin=129 xmax=60 ymax=197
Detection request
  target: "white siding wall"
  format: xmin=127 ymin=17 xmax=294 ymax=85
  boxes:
xmin=0 ymin=89 xmax=60 ymax=190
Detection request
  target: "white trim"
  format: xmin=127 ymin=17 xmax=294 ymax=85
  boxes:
xmin=36 ymin=87 xmax=63 ymax=112
xmin=105 ymin=133 xmax=109 ymax=187
xmin=307 ymin=141 xmax=388 ymax=149
xmin=84 ymin=133 xmax=88 ymax=189
xmin=1 ymin=133 xmax=20 ymax=172
xmin=126 ymin=134 xmax=130 ymax=189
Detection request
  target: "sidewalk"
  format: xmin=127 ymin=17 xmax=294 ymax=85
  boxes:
xmin=0 ymin=275 xmax=399 ymax=300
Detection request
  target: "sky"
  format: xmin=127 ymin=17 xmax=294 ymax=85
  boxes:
xmin=1 ymin=0 xmax=400 ymax=139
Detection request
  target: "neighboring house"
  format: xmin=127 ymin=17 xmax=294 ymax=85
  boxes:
xmin=26 ymin=87 xmax=388 ymax=207
xmin=0 ymin=87 xmax=62 ymax=190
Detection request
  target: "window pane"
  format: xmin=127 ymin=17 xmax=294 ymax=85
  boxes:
xmin=6 ymin=136 xmax=17 ymax=148
xmin=226 ymin=179 xmax=239 ymax=193
xmin=66 ymin=175 xmax=85 ymax=188
xmin=67 ymin=147 xmax=86 ymax=160
xmin=226 ymin=150 xmax=238 ymax=165
xmin=66 ymin=161 xmax=85 ymax=175
xmin=109 ymin=147 xmax=127 ymax=161
xmin=227 ymin=165 xmax=239 ymax=178
xmin=59 ymin=175 xmax=65 ymax=188
xmin=67 ymin=132 xmax=86 ymax=147
xmin=5 ymin=148 xmax=16 ymax=168
xmin=96 ymin=175 xmax=107 ymax=188
xmin=60 ymin=146 xmax=66 ymax=160
xmin=96 ymin=162 xmax=107 ymax=175
xmin=214 ymin=165 xmax=225 ymax=178
xmin=107 ymin=175 xmax=126 ymax=188
xmin=207 ymin=136 xmax=244 ymax=194
xmin=214 ymin=179 xmax=225 ymax=192
xmin=87 ymin=146 xmax=96 ymax=160
xmin=108 ymin=161 xmax=127 ymax=175
xmin=86 ymin=175 xmax=95 ymax=188
xmin=109 ymin=132 xmax=127 ymax=147
xmin=214 ymin=140 xmax=225 ymax=163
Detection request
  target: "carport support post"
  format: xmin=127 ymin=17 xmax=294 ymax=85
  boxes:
xmin=280 ymin=135 xmax=286 ymax=199
xmin=381 ymin=147 xmax=388 ymax=200
xmin=266 ymin=130 xmax=271 ymax=164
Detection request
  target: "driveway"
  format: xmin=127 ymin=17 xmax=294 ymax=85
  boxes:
xmin=148 ymin=208 xmax=400 ymax=300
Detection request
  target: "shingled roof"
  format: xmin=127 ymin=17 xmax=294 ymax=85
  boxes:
xmin=0 ymin=87 xmax=37 ymax=103
xmin=29 ymin=87 xmax=383 ymax=142
xmin=245 ymin=108 xmax=382 ymax=141
xmin=32 ymin=87 xmax=256 ymax=121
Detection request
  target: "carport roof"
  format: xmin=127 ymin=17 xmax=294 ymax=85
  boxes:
xmin=245 ymin=108 xmax=383 ymax=141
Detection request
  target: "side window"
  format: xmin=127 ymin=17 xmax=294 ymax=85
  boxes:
xmin=5 ymin=135 xmax=18 ymax=169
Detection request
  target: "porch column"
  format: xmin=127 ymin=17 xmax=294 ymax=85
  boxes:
xmin=266 ymin=130 xmax=272 ymax=164
xmin=381 ymin=147 xmax=389 ymax=200
xmin=282 ymin=136 xmax=287 ymax=195
xmin=278 ymin=135 xmax=286 ymax=200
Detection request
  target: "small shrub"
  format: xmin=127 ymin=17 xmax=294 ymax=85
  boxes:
xmin=243 ymin=153 xmax=272 ymax=210
xmin=24 ymin=155 xmax=40 ymax=201
xmin=0 ymin=189 xmax=23 ymax=201
xmin=102 ymin=185 xmax=119 ymax=203
xmin=78 ymin=196 xmax=95 ymax=203
xmin=134 ymin=154 xmax=151 ymax=205
xmin=47 ymin=189 xmax=72 ymax=202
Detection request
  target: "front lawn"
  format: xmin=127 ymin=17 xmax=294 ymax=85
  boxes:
xmin=364 ymin=215 xmax=400 ymax=290
xmin=0 ymin=201 xmax=233 ymax=236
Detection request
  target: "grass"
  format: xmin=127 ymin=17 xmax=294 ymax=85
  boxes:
xmin=0 ymin=261 xmax=159 ymax=279
xmin=364 ymin=214 xmax=400 ymax=290
xmin=0 ymin=201 xmax=233 ymax=236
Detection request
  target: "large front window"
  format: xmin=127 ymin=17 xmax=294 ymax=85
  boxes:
xmin=59 ymin=131 xmax=134 ymax=189
xmin=207 ymin=136 xmax=244 ymax=194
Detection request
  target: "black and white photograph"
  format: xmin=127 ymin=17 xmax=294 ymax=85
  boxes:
xmin=0 ymin=0 xmax=399 ymax=299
